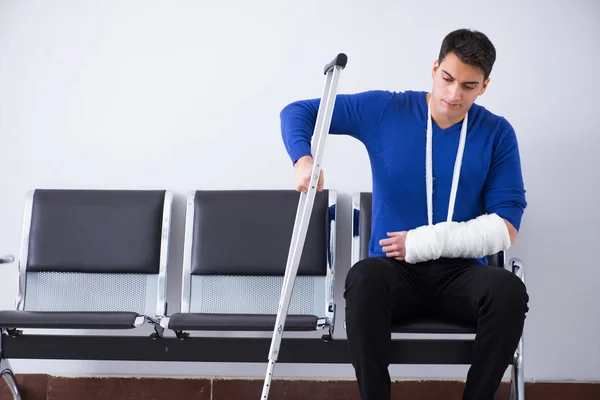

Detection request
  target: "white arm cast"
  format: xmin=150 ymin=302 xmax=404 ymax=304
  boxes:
xmin=404 ymin=213 xmax=511 ymax=264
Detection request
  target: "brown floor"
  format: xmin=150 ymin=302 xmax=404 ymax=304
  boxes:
xmin=1 ymin=375 xmax=599 ymax=400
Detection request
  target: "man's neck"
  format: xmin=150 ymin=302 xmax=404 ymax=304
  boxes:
xmin=426 ymin=93 xmax=466 ymax=130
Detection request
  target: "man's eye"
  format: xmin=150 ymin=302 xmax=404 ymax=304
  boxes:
xmin=443 ymin=77 xmax=452 ymax=82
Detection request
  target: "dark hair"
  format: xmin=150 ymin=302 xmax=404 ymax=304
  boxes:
xmin=438 ymin=29 xmax=496 ymax=81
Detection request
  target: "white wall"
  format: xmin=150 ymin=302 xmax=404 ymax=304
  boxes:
xmin=1 ymin=0 xmax=599 ymax=383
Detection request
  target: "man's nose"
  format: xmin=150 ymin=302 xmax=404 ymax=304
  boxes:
xmin=448 ymin=83 xmax=462 ymax=101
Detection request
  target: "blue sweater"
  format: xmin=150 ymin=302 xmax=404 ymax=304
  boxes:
xmin=280 ymin=90 xmax=527 ymax=264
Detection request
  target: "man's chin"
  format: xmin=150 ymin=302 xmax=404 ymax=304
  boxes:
xmin=437 ymin=104 xmax=466 ymax=120
xmin=437 ymin=109 xmax=460 ymax=120
xmin=441 ymin=100 xmax=462 ymax=111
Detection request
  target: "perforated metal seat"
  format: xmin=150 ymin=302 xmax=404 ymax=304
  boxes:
xmin=161 ymin=190 xmax=336 ymax=338
xmin=0 ymin=189 xmax=173 ymax=332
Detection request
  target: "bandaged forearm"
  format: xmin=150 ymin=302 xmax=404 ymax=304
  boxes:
xmin=404 ymin=213 xmax=511 ymax=264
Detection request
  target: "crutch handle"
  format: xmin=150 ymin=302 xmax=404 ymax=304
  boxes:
xmin=0 ymin=254 xmax=15 ymax=264
xmin=324 ymin=53 xmax=348 ymax=74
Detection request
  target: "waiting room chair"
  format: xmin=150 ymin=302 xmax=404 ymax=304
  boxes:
xmin=0 ymin=189 xmax=173 ymax=400
xmin=161 ymin=189 xmax=336 ymax=340
xmin=351 ymin=191 xmax=525 ymax=400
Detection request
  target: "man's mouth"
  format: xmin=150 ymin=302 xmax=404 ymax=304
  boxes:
xmin=442 ymin=100 xmax=461 ymax=108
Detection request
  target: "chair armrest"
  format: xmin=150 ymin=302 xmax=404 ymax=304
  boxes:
xmin=508 ymin=257 xmax=525 ymax=284
xmin=0 ymin=254 xmax=15 ymax=264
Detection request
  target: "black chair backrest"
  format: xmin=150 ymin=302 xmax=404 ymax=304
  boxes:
xmin=26 ymin=189 xmax=166 ymax=274
xmin=355 ymin=192 xmax=503 ymax=267
xmin=190 ymin=190 xmax=330 ymax=276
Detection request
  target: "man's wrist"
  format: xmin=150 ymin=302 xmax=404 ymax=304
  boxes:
xmin=294 ymin=155 xmax=313 ymax=167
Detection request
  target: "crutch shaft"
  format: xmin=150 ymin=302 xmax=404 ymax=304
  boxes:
xmin=261 ymin=53 xmax=347 ymax=400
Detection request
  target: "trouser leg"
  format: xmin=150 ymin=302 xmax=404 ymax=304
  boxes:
xmin=430 ymin=261 xmax=529 ymax=400
xmin=344 ymin=257 xmax=428 ymax=400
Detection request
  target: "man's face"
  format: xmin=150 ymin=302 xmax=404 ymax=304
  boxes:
xmin=431 ymin=52 xmax=489 ymax=121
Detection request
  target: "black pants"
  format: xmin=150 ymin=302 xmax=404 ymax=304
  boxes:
xmin=343 ymin=257 xmax=529 ymax=400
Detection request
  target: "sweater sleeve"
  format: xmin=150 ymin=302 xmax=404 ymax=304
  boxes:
xmin=483 ymin=119 xmax=528 ymax=231
xmin=280 ymin=90 xmax=393 ymax=165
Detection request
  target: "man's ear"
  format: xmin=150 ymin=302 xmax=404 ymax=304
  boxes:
xmin=480 ymin=78 xmax=490 ymax=95
xmin=432 ymin=60 xmax=439 ymax=80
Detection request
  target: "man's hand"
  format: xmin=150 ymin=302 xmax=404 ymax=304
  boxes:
xmin=294 ymin=155 xmax=324 ymax=193
xmin=503 ymin=219 xmax=518 ymax=244
xmin=379 ymin=231 xmax=408 ymax=260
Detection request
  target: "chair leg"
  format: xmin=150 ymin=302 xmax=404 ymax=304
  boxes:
xmin=1 ymin=329 xmax=22 ymax=400
xmin=509 ymin=335 xmax=524 ymax=400
xmin=147 ymin=317 xmax=165 ymax=339
xmin=1 ymin=368 xmax=22 ymax=400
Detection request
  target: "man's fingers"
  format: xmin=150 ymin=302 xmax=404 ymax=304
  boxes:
xmin=317 ymin=170 xmax=324 ymax=191
xmin=297 ymin=170 xmax=324 ymax=192
xmin=379 ymin=238 xmax=394 ymax=246
xmin=387 ymin=231 xmax=407 ymax=237
xmin=382 ymin=244 xmax=398 ymax=253
xmin=389 ymin=251 xmax=406 ymax=259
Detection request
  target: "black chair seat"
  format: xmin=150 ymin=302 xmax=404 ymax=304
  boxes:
xmin=392 ymin=316 xmax=477 ymax=334
xmin=0 ymin=311 xmax=141 ymax=329
xmin=168 ymin=313 xmax=318 ymax=331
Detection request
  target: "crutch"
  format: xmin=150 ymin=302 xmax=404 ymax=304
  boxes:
xmin=260 ymin=53 xmax=348 ymax=400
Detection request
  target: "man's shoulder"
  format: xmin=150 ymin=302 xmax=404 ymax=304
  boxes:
xmin=370 ymin=89 xmax=426 ymax=102
xmin=351 ymin=89 xmax=426 ymax=117
xmin=470 ymin=103 xmax=520 ymax=155
xmin=339 ymin=90 xmax=424 ymax=122
xmin=346 ymin=89 xmax=425 ymax=103
xmin=470 ymin=102 xmax=514 ymax=134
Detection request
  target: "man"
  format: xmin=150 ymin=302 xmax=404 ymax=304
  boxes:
xmin=279 ymin=29 xmax=529 ymax=400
